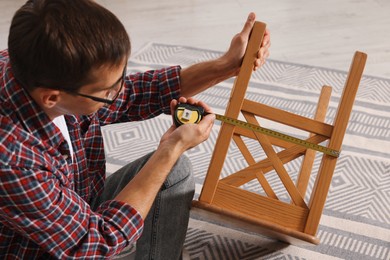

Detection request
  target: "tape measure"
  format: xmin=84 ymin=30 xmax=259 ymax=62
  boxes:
xmin=174 ymin=103 xmax=340 ymax=157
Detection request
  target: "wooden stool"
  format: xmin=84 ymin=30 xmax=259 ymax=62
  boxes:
xmin=192 ymin=21 xmax=367 ymax=245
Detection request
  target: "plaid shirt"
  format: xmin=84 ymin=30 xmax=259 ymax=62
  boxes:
xmin=0 ymin=49 xmax=181 ymax=259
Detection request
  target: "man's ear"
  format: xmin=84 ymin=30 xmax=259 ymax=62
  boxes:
xmin=38 ymin=88 xmax=61 ymax=108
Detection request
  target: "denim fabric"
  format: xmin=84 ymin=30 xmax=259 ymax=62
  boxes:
xmin=91 ymin=152 xmax=195 ymax=260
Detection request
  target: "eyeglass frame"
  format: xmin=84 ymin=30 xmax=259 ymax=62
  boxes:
xmin=65 ymin=66 xmax=127 ymax=105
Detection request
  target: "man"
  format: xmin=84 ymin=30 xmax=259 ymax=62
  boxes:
xmin=0 ymin=0 xmax=270 ymax=259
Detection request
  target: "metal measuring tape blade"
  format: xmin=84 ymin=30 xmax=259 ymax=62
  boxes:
xmin=173 ymin=103 xmax=340 ymax=157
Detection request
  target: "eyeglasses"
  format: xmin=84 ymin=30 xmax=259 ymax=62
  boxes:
xmin=66 ymin=66 xmax=127 ymax=105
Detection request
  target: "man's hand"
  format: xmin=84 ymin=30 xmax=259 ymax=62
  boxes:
xmin=116 ymin=97 xmax=214 ymax=218
xmin=222 ymin=12 xmax=271 ymax=75
xmin=159 ymin=97 xmax=215 ymax=153
xmin=179 ymin=13 xmax=270 ymax=97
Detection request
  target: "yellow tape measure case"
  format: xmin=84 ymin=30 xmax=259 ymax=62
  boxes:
xmin=173 ymin=103 xmax=205 ymax=127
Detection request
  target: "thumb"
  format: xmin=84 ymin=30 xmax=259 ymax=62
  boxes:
xmin=170 ymin=99 xmax=178 ymax=115
xmin=240 ymin=12 xmax=256 ymax=37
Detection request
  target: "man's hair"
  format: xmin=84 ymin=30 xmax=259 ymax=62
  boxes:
xmin=8 ymin=0 xmax=131 ymax=91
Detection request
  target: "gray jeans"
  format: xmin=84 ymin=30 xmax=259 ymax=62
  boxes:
xmin=91 ymin=152 xmax=195 ymax=260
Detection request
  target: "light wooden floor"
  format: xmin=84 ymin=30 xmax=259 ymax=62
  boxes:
xmin=1 ymin=0 xmax=389 ymax=78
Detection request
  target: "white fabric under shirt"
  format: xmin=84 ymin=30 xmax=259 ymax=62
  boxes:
xmin=53 ymin=115 xmax=74 ymax=162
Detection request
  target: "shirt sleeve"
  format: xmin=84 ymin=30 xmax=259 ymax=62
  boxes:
xmin=97 ymin=66 xmax=182 ymax=125
xmin=0 ymin=165 xmax=143 ymax=259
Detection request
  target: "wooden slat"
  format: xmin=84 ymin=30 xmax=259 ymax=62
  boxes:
xmin=232 ymin=134 xmax=256 ymax=165
xmin=199 ymin=124 xmax=235 ymax=203
xmin=191 ymin=202 xmax=320 ymax=245
xmin=199 ymin=21 xmax=266 ymax=204
xmin=233 ymin=134 xmax=278 ymax=198
xmin=304 ymin=51 xmax=367 ymax=235
xmin=296 ymin=86 xmax=332 ymax=195
xmin=212 ymin=182 xmax=309 ymax=231
xmin=242 ymin=99 xmax=334 ymax=137
xmin=242 ymin=112 xmax=307 ymax=208
xmin=255 ymin=171 xmax=279 ymax=199
xmin=221 ymin=134 xmax=329 ymax=187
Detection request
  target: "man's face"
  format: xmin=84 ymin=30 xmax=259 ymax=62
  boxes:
xmin=58 ymin=62 xmax=127 ymax=115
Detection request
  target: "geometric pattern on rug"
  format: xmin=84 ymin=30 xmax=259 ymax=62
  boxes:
xmin=184 ymin=228 xmax=279 ymax=260
xmin=102 ymin=43 xmax=390 ymax=260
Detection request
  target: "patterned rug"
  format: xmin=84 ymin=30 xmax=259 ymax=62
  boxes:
xmin=103 ymin=43 xmax=390 ymax=260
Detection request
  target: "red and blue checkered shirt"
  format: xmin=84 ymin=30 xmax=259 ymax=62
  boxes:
xmin=0 ymin=49 xmax=181 ymax=259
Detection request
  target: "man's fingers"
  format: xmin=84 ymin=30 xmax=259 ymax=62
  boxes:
xmin=261 ymin=29 xmax=271 ymax=47
xmin=240 ymin=12 xmax=256 ymax=38
xmin=200 ymin=113 xmax=215 ymax=135
xmin=170 ymin=99 xmax=179 ymax=115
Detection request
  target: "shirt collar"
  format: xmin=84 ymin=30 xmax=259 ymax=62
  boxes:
xmin=1 ymin=55 xmax=65 ymax=148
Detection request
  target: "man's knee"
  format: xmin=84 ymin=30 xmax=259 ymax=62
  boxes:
xmin=163 ymin=155 xmax=194 ymax=190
